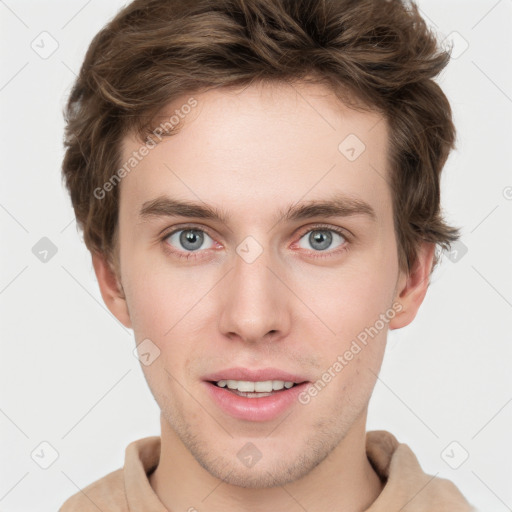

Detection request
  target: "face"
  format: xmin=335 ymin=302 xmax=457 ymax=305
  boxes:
xmin=104 ymin=80 xmax=417 ymax=488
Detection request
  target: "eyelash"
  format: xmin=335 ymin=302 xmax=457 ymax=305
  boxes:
xmin=160 ymin=223 xmax=351 ymax=261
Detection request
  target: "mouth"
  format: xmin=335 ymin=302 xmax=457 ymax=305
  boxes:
xmin=202 ymin=368 xmax=311 ymax=422
xmin=207 ymin=379 xmax=306 ymax=398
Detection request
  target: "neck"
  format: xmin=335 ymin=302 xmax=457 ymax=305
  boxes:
xmin=149 ymin=411 xmax=385 ymax=512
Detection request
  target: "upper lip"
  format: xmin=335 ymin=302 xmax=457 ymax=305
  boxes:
xmin=203 ymin=367 xmax=309 ymax=383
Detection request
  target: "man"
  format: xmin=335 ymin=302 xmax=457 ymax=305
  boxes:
xmin=60 ymin=0 xmax=475 ymax=509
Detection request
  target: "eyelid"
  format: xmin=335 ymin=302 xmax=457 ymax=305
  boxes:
xmin=160 ymin=223 xmax=218 ymax=241
xmin=294 ymin=223 xmax=352 ymax=242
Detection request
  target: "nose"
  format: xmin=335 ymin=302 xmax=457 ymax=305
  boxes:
xmin=217 ymin=244 xmax=292 ymax=345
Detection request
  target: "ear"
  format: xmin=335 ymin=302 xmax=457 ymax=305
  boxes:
xmin=91 ymin=252 xmax=132 ymax=328
xmin=389 ymin=242 xmax=435 ymax=330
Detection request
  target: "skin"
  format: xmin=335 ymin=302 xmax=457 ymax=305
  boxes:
xmin=93 ymin=80 xmax=434 ymax=511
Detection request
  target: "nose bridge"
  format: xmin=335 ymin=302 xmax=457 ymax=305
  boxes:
xmin=218 ymin=239 xmax=290 ymax=342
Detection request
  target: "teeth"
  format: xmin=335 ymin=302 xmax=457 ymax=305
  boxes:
xmin=216 ymin=380 xmax=296 ymax=392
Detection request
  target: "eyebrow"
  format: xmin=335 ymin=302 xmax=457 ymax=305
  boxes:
xmin=139 ymin=193 xmax=377 ymax=225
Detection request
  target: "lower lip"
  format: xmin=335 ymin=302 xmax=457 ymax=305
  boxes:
xmin=204 ymin=381 xmax=309 ymax=422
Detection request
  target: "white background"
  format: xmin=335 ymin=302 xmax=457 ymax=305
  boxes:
xmin=1 ymin=1 xmax=511 ymax=510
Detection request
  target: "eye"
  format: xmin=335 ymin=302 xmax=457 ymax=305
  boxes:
xmin=164 ymin=228 xmax=216 ymax=254
xmin=161 ymin=224 xmax=349 ymax=261
xmin=297 ymin=228 xmax=347 ymax=253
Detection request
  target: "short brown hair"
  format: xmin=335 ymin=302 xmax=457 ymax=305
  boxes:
xmin=62 ymin=0 xmax=459 ymax=274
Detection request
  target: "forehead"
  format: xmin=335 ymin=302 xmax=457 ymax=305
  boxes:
xmin=118 ymin=81 xmax=391 ymax=225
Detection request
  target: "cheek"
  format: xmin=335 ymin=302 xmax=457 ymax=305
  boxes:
xmin=296 ymin=255 xmax=397 ymax=337
xmin=288 ymin=245 xmax=398 ymax=384
xmin=122 ymin=261 xmax=180 ymax=344
xmin=123 ymin=264 xmax=210 ymax=372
